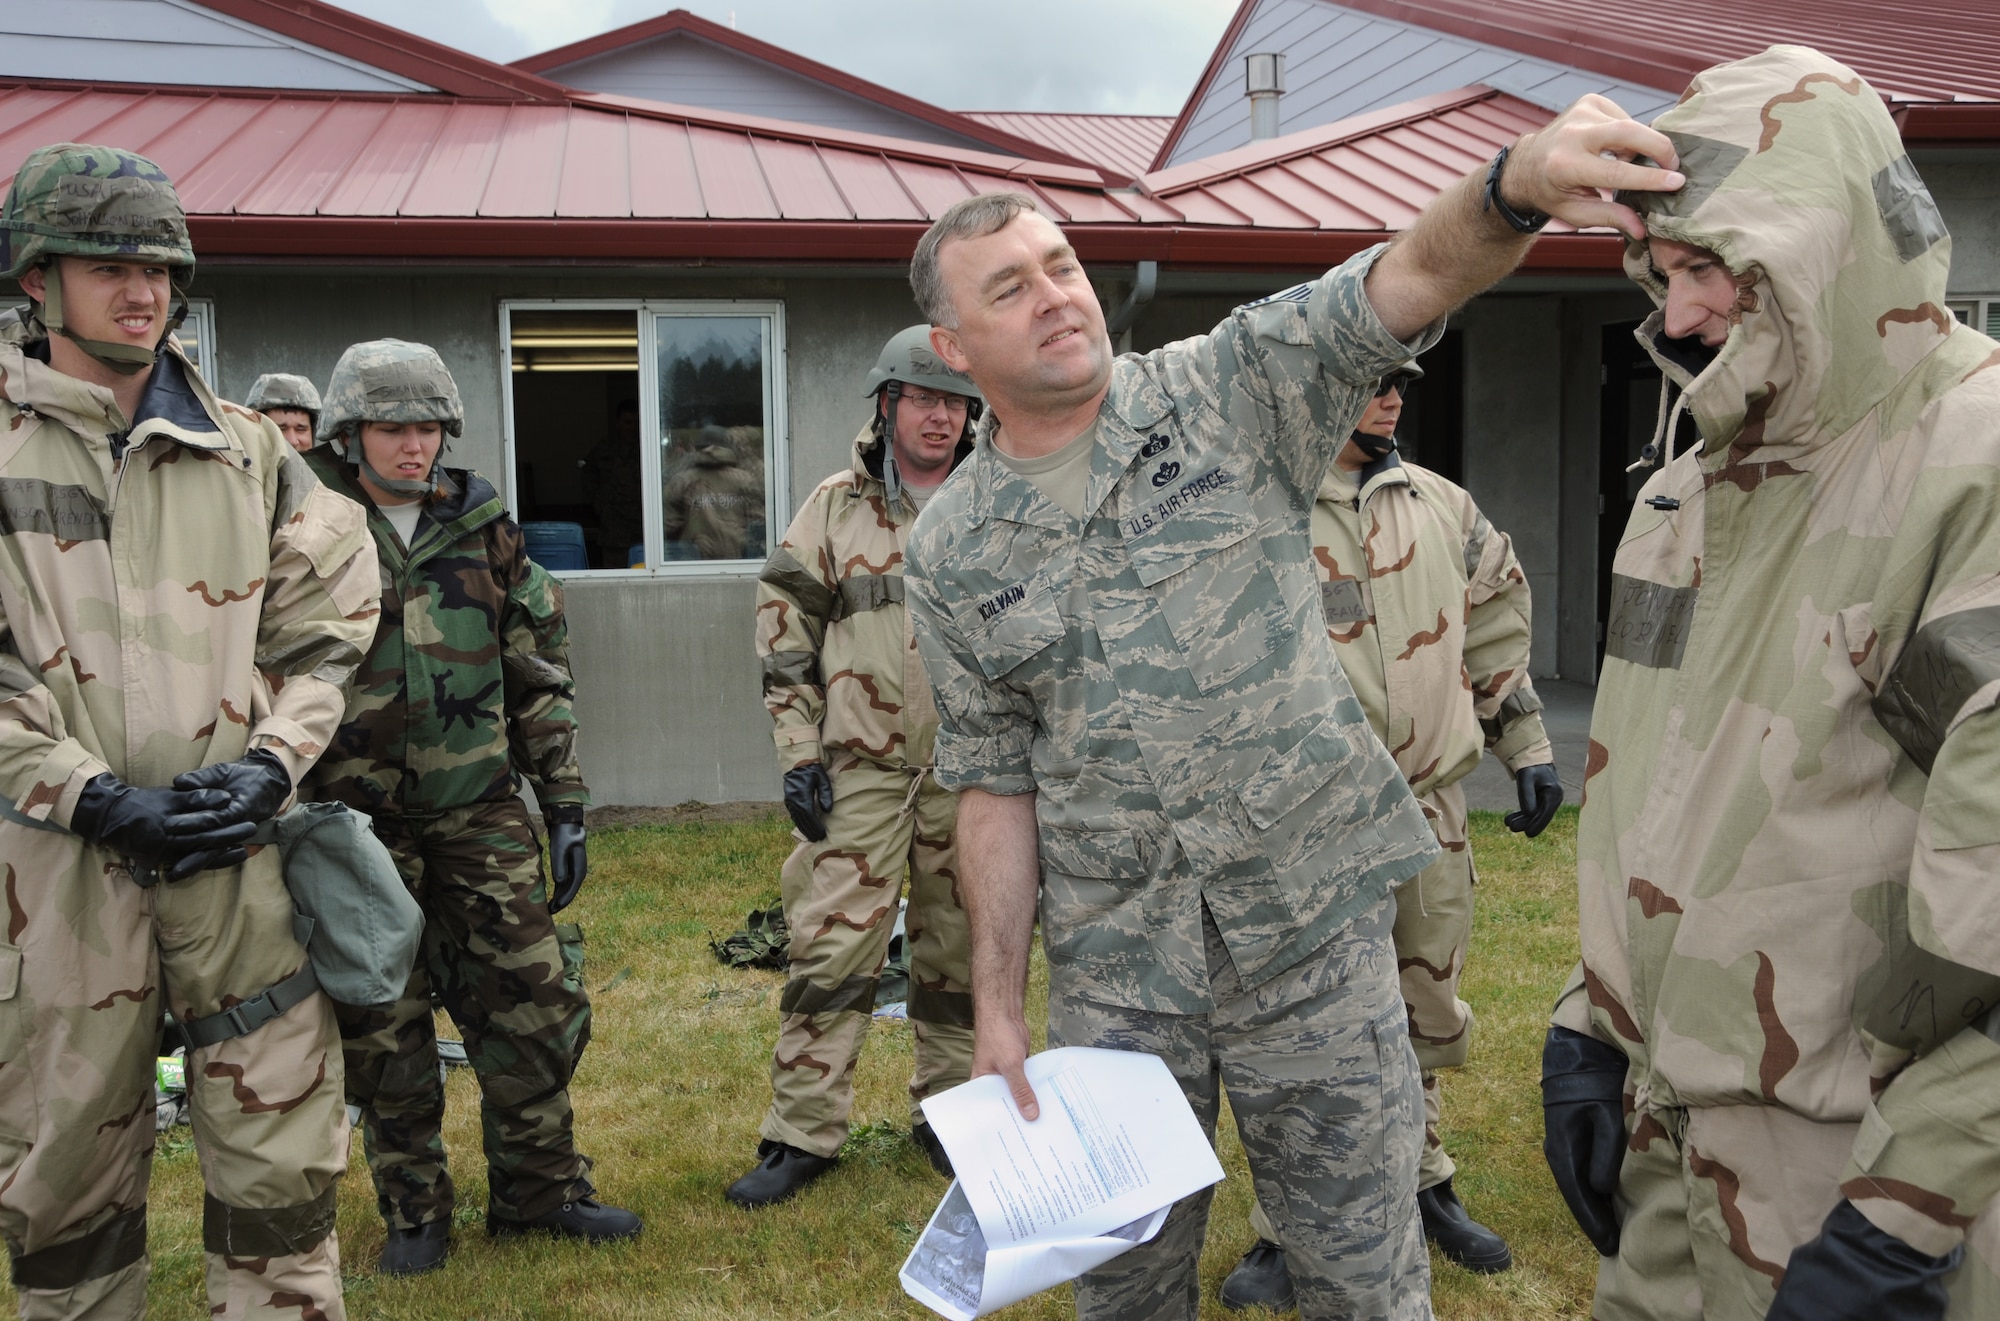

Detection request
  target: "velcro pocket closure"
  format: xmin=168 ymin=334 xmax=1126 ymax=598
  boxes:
xmin=1238 ymin=716 xmax=1353 ymax=830
xmin=1038 ymin=824 xmax=1145 ymax=879
xmin=0 ymin=944 xmax=19 ymax=1000
xmin=956 ymin=574 xmax=1064 ymax=681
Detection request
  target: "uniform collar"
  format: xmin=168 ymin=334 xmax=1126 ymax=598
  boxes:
xmin=965 ymin=356 xmax=1167 ymax=532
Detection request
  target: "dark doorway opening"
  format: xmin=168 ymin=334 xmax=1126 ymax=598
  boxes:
xmin=1398 ymin=328 xmax=1463 ymax=485
xmin=1597 ymin=320 xmax=1699 ymax=670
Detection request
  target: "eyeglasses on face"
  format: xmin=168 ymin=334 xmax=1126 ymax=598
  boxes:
xmin=901 ymin=388 xmax=969 ymax=413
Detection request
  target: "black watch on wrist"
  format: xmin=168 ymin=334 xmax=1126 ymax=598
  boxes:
xmin=1484 ymin=144 xmax=1550 ymax=235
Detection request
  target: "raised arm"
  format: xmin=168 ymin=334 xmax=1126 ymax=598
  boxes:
xmin=1365 ymin=95 xmax=1685 ymax=342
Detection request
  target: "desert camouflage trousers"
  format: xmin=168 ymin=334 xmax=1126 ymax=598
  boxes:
xmin=1596 ymin=1101 xmax=2000 ymax=1320
xmin=1250 ymin=784 xmax=1474 ymax=1252
xmin=0 ymin=836 xmax=348 ymax=1321
xmin=762 ymin=759 xmax=972 ymax=1158
xmin=1054 ymin=897 xmax=1432 ymax=1321
xmin=335 ymin=798 xmax=592 ymax=1229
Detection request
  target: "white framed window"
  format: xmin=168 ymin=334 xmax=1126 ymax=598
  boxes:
xmin=1947 ymin=296 xmax=2000 ymax=339
xmin=500 ymin=299 xmax=788 ymax=576
xmin=176 ymin=298 xmax=217 ymax=380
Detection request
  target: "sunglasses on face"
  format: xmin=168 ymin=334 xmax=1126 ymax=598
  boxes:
xmin=1374 ymin=372 xmax=1418 ymax=398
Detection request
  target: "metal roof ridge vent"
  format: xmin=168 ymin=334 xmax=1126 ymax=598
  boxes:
xmin=1246 ymin=52 xmax=1285 ymax=141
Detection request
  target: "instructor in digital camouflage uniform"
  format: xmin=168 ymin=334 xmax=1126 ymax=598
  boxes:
xmin=1543 ymin=46 xmax=2000 ymax=1321
xmin=0 ymin=144 xmax=378 ymax=1320
xmin=901 ymin=99 xmax=1684 ymax=1321
xmin=729 ymin=326 xmax=980 ymax=1207
xmin=244 ymin=371 xmax=321 ymax=453
xmin=303 ymin=339 xmax=640 ymax=1276
xmin=1221 ymin=361 xmax=1561 ymax=1309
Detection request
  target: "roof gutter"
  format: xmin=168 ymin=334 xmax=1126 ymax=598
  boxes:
xmin=188 ymin=216 xmax=1626 ymax=274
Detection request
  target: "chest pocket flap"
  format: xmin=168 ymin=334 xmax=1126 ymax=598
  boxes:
xmin=955 ymin=572 xmax=1064 ymax=681
xmin=1123 ymin=479 xmax=1293 ymax=693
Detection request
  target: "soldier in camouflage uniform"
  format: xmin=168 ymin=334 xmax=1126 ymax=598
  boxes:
xmin=728 ymin=327 xmax=980 ymax=1208
xmin=303 ymin=339 xmax=641 ymax=1276
xmin=900 ymin=111 xmax=1677 ymax=1321
xmin=244 ymin=372 xmax=320 ymax=452
xmin=1544 ymin=45 xmax=2000 ymax=1321
xmin=0 ymin=143 xmax=379 ymax=1320
xmin=1223 ymin=362 xmax=1560 ymax=1307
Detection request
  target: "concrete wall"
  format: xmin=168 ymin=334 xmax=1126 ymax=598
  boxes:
xmin=1925 ymin=149 xmax=2000 ymax=295
xmin=200 ymin=264 xmax=929 ymax=805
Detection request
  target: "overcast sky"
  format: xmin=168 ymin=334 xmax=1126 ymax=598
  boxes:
xmin=322 ymin=0 xmax=1240 ymax=114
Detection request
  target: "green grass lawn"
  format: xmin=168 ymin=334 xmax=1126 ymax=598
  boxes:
xmin=5 ymin=808 xmax=1594 ymax=1319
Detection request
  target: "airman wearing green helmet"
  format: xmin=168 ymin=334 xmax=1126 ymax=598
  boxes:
xmin=0 ymin=142 xmax=374 ymax=1321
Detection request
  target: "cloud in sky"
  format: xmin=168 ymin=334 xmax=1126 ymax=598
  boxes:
xmin=322 ymin=0 xmax=1240 ymax=115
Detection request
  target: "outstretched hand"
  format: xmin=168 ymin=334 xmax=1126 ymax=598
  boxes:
xmin=1502 ymin=95 xmax=1685 ymax=240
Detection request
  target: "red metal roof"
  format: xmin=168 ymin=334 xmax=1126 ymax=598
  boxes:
xmin=0 ymin=78 xmax=1623 ymax=273
xmin=1331 ymin=0 xmax=2000 ymax=105
xmin=1146 ymin=87 xmax=1584 ymax=231
xmin=508 ymin=8 xmax=1118 ymax=180
xmin=961 ymin=112 xmax=1175 ymax=180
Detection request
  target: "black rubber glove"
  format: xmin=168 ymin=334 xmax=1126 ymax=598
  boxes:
xmin=546 ymin=806 xmax=588 ymax=915
xmin=1766 ymin=1201 xmax=1961 ymax=1321
xmin=1541 ymin=1026 xmax=1629 ymax=1257
xmin=70 ymin=774 xmax=258 ymax=885
xmin=782 ymin=762 xmax=834 ymax=842
xmin=1506 ymin=763 xmax=1564 ymax=837
xmin=171 ymin=748 xmax=292 ymax=828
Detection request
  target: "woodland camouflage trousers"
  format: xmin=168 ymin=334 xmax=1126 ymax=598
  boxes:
xmin=335 ymin=798 xmax=592 ymax=1229
xmin=761 ymin=760 xmax=973 ymax=1158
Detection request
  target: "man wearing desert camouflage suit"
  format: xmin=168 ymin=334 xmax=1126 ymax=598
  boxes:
xmin=1543 ymin=44 xmax=2000 ymax=1321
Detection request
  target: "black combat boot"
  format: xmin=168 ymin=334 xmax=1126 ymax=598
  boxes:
xmin=379 ymin=1220 xmax=450 ymax=1276
xmin=724 ymin=1139 xmax=838 ymax=1208
xmin=1419 ymin=1177 xmax=1512 ymax=1273
xmin=1219 ymin=1238 xmax=1295 ymax=1312
xmin=912 ymin=1121 xmax=954 ymax=1178
xmin=487 ymin=1195 xmax=642 ymax=1244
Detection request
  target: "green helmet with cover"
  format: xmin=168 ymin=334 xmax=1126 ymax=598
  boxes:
xmin=1 ymin=142 xmax=196 ymax=375
xmin=861 ymin=324 xmax=984 ymax=403
xmin=318 ymin=338 xmax=464 ymax=498
xmin=245 ymin=372 xmax=322 ymax=418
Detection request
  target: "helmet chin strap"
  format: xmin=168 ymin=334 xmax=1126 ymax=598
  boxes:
xmin=1349 ymin=429 xmax=1398 ymax=460
xmin=348 ymin=431 xmax=441 ymax=499
xmin=39 ymin=262 xmax=187 ymax=378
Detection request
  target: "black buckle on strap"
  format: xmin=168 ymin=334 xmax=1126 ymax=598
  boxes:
xmin=178 ymin=962 xmax=321 ymax=1050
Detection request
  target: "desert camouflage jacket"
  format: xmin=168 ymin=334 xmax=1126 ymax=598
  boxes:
xmin=303 ymin=453 xmax=587 ymax=818
xmin=1555 ymin=46 xmax=2000 ymax=1257
xmin=906 ymin=246 xmax=1441 ymax=1015
xmin=0 ymin=312 xmax=377 ymax=835
xmin=756 ymin=423 xmax=969 ymax=775
xmin=1312 ymin=455 xmax=1551 ymax=834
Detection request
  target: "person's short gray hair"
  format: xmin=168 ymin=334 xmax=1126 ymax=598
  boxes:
xmin=909 ymin=192 xmax=1043 ymax=329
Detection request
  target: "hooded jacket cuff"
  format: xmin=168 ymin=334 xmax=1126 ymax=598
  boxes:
xmin=28 ymin=743 xmax=113 ymax=831
xmin=774 ymin=725 xmax=823 ymax=771
xmin=1840 ymin=1023 xmax=2000 ymax=1257
xmin=1497 ymin=716 xmax=1554 ymax=774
